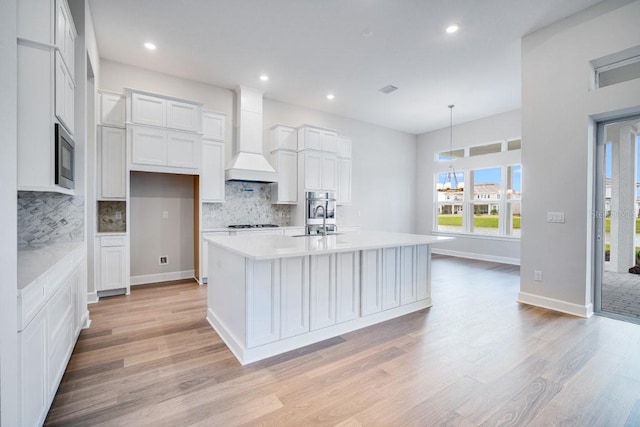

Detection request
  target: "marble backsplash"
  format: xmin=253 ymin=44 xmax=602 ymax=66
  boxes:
xmin=202 ymin=182 xmax=291 ymax=228
xmin=18 ymin=191 xmax=84 ymax=244
xmin=98 ymin=201 xmax=126 ymax=233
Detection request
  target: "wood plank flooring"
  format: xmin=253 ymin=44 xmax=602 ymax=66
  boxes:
xmin=44 ymin=256 xmax=640 ymax=426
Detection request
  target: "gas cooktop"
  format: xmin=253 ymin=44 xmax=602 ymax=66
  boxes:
xmin=227 ymin=224 xmax=279 ymax=229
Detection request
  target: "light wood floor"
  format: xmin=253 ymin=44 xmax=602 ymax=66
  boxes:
xmin=45 ymin=256 xmax=640 ymax=426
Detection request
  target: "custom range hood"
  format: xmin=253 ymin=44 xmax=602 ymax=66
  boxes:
xmin=225 ymin=86 xmax=278 ymax=183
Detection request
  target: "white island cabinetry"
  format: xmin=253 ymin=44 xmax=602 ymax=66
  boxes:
xmin=206 ymin=231 xmax=451 ymax=364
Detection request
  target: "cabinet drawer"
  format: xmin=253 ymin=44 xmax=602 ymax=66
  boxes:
xmin=18 ymin=277 xmax=46 ymax=331
xmin=101 ymin=235 xmax=126 ymax=247
xmin=48 ymin=280 xmax=73 ymax=347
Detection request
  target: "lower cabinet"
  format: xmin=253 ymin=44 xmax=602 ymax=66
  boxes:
xmin=280 ymin=256 xmax=309 ymax=339
xmin=18 ymin=249 xmax=86 ymax=427
xmin=361 ymin=249 xmax=382 ymax=316
xmin=246 ymin=259 xmax=281 ymax=347
xmin=96 ymin=235 xmax=128 ymax=292
xmin=382 ymin=247 xmax=401 ymax=310
xmin=336 ymin=251 xmax=360 ymax=323
xmin=309 ymin=254 xmax=337 ymax=331
xmin=19 ymin=309 xmax=47 ymax=427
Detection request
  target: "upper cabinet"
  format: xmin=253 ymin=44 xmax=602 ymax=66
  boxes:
xmin=55 ymin=0 xmax=76 ymax=74
xmin=99 ymin=91 xmax=126 ymax=127
xmin=98 ymin=127 xmax=126 ymax=200
xmin=127 ymin=90 xmax=202 ymax=133
xmin=337 ymin=136 xmax=352 ymax=205
xmin=17 ymin=0 xmax=76 ymax=194
xmin=297 ymin=126 xmax=338 ymax=152
xmin=270 ymin=125 xmax=298 ymax=204
xmin=125 ymin=89 xmax=203 ymax=175
xmin=202 ymin=110 xmax=226 ymax=141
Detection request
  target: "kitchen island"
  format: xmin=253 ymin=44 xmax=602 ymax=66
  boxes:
xmin=205 ymin=231 xmax=452 ymax=365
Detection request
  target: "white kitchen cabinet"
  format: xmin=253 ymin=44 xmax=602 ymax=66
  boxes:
xmin=246 ymin=260 xmax=281 ymax=347
xmin=55 ymin=51 xmax=74 ymax=135
xmin=98 ymin=126 xmax=126 ymax=199
xmin=309 ymin=254 xmax=337 ymax=331
xmin=297 ymin=126 xmax=338 ymax=152
xmin=201 ymin=141 xmax=225 ymax=202
xmin=131 ymin=92 xmax=166 ymax=127
xmin=18 ymin=0 xmax=53 ymax=44
xmin=201 ymin=231 xmax=229 ymax=284
xmin=167 ymin=130 xmax=199 ymax=169
xmin=336 ymin=251 xmax=360 ymax=323
xmin=280 ymin=256 xmax=310 ymax=339
xmin=202 ymin=110 xmax=226 ymax=141
xmin=19 ymin=309 xmax=47 ymax=427
xmin=361 ymin=249 xmax=382 ymax=316
xmin=97 ymin=235 xmax=127 ymax=292
xmin=382 ymin=247 xmax=401 ymax=310
xmin=337 ymin=136 xmax=352 ymax=205
xmin=130 ymin=125 xmax=167 ymax=167
xmin=416 ymin=245 xmax=430 ymax=301
xmin=271 ymin=150 xmax=298 ymax=204
xmin=400 ymin=246 xmax=417 ymax=305
xmin=99 ymin=91 xmax=125 ymax=127
xmin=167 ymin=99 xmax=201 ymax=132
xmin=299 ymin=150 xmax=337 ymax=192
xmin=271 ymin=124 xmax=297 ymax=151
xmin=55 ymin=0 xmax=76 ymax=74
xmin=47 ymin=274 xmax=74 ymax=399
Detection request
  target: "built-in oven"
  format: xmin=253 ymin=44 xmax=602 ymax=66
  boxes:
xmin=55 ymin=123 xmax=74 ymax=189
xmin=305 ymin=191 xmax=336 ymax=235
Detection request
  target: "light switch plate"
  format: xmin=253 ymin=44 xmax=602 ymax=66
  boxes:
xmin=547 ymin=212 xmax=565 ymax=223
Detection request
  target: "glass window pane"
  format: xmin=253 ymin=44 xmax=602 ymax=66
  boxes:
xmin=435 ymin=172 xmax=465 ymax=233
xmin=469 ymin=142 xmax=502 ymax=157
xmin=438 ymin=149 xmax=464 ymax=161
xmin=471 ymin=203 xmax=500 ymax=236
xmin=507 ymin=164 xmax=522 ymax=200
xmin=507 ymin=139 xmax=521 ymax=151
xmin=507 ymin=201 xmax=521 ymax=237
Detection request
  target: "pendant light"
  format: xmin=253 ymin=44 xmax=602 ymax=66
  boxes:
xmin=441 ymin=104 xmax=459 ymax=191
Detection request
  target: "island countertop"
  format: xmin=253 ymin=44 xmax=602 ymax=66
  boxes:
xmin=204 ymin=230 xmax=453 ymax=260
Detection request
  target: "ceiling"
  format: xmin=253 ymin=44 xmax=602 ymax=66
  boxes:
xmin=88 ymin=0 xmax=604 ymax=134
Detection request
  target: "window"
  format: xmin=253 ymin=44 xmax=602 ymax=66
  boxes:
xmin=433 ymin=159 xmax=522 ymax=238
xmin=596 ymin=55 xmax=640 ymax=89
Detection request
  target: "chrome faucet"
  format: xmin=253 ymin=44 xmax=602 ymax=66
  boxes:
xmin=313 ymin=205 xmax=327 ymax=236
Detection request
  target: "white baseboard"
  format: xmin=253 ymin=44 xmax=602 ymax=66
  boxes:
xmin=87 ymin=292 xmax=99 ymax=304
xmin=130 ymin=270 xmax=195 ymax=286
xmin=517 ymin=291 xmax=594 ymax=318
xmin=432 ymin=248 xmax=520 ymax=266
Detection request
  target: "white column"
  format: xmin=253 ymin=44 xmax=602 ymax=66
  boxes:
xmin=610 ymin=125 xmax=637 ymax=272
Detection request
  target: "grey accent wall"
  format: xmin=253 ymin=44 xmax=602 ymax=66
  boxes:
xmin=202 ymin=182 xmax=290 ymax=228
xmin=520 ymin=0 xmax=640 ymax=314
xmin=17 ymin=192 xmax=85 ymax=244
xmin=130 ymin=172 xmax=194 ymax=277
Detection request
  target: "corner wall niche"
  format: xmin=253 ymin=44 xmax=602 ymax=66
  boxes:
xmin=97 ymin=201 xmax=126 ymax=233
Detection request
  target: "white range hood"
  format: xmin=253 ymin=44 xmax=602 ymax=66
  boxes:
xmin=225 ymin=86 xmax=278 ymax=183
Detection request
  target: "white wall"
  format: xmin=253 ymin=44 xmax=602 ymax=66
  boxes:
xmin=130 ymin=172 xmax=195 ymax=282
xmin=520 ymin=0 xmax=640 ymax=317
xmin=100 ymin=59 xmax=418 ymax=233
xmin=416 ymin=109 xmax=522 ymax=264
xmin=0 ymin=0 xmax=19 ymax=424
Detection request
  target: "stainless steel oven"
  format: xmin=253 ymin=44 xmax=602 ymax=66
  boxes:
xmin=55 ymin=123 xmax=74 ymax=189
xmin=305 ymin=191 xmax=336 ymax=235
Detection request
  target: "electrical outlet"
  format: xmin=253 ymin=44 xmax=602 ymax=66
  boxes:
xmin=115 ymin=211 xmax=122 ymax=220
xmin=547 ymin=212 xmax=565 ymax=223
xmin=159 ymin=256 xmax=168 ymax=265
xmin=534 ymin=270 xmax=543 ymax=281
xmin=162 ymin=211 xmax=169 ymax=219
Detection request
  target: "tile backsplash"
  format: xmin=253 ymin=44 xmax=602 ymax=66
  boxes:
xmin=202 ymin=182 xmax=291 ymax=228
xmin=18 ymin=191 xmax=84 ymax=244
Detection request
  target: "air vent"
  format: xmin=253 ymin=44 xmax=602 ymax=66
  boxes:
xmin=379 ymin=85 xmax=398 ymax=94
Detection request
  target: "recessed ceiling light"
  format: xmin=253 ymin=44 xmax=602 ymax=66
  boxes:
xmin=446 ymin=24 xmax=459 ymax=34
xmin=144 ymin=42 xmax=156 ymax=50
xmin=259 ymin=75 xmax=269 ymax=81
xmin=326 ymin=94 xmax=335 ymax=100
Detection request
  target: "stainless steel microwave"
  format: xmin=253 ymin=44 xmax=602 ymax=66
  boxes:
xmin=55 ymin=123 xmax=74 ymax=189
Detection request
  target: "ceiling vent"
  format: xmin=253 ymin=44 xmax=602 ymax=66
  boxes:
xmin=379 ymin=85 xmax=398 ymax=94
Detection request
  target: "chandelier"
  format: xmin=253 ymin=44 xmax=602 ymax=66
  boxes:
xmin=440 ymin=104 xmax=459 ymax=192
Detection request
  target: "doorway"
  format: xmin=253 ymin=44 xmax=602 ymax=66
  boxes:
xmin=595 ymin=114 xmax=640 ymax=323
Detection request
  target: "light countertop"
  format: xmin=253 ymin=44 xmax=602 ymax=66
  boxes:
xmin=205 ymin=231 xmax=453 ymax=260
xmin=17 ymin=241 xmax=84 ymax=290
